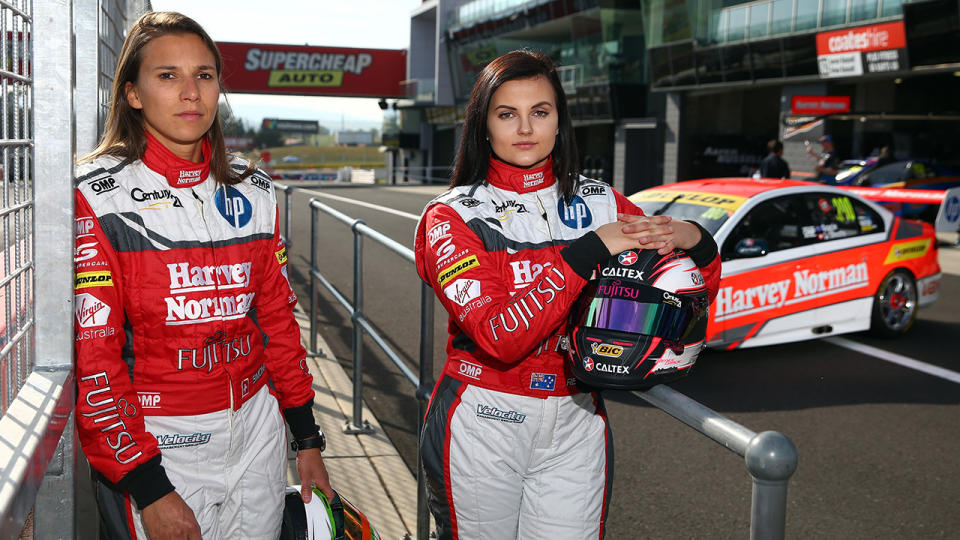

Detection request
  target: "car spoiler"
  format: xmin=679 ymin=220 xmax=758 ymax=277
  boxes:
xmin=838 ymin=186 xmax=960 ymax=233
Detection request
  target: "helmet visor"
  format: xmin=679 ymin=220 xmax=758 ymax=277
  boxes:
xmin=577 ymin=281 xmax=706 ymax=341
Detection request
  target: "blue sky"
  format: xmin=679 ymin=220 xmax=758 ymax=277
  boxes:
xmin=150 ymin=0 xmax=423 ymax=131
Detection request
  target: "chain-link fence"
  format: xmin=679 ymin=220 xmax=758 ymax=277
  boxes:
xmin=0 ymin=1 xmax=150 ymax=538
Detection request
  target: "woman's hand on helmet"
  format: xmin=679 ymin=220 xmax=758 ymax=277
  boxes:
xmin=297 ymin=448 xmax=335 ymax=504
xmin=595 ymin=214 xmax=702 ymax=255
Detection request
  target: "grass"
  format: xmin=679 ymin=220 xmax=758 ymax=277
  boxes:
xmin=242 ymin=144 xmax=386 ymax=169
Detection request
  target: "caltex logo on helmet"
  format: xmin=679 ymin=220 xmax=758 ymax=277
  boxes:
xmin=583 ymin=357 xmax=594 ymax=371
xmin=618 ymin=251 xmax=638 ymax=265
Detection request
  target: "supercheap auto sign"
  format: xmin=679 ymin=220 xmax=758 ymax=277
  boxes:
xmin=217 ymin=42 xmax=406 ymax=97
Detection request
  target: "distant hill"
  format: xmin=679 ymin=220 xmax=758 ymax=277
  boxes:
xmin=242 ymin=144 xmax=386 ymax=169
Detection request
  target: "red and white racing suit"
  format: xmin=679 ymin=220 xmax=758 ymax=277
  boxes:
xmin=74 ymin=134 xmax=317 ymax=539
xmin=414 ymin=158 xmax=720 ymax=539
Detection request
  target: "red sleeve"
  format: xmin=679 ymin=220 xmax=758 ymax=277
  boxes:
xmin=255 ymin=206 xmax=316 ymax=437
xmin=74 ymin=190 xmax=170 ymax=501
xmin=415 ymin=204 xmax=596 ymax=365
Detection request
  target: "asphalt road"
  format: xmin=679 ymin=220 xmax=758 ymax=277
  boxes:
xmin=278 ymin=182 xmax=960 ymax=539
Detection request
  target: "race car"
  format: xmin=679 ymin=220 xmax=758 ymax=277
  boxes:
xmin=834 ymin=158 xmax=960 ymax=220
xmin=628 ymin=178 xmax=953 ymax=350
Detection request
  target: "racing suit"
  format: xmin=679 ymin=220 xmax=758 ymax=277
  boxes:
xmin=413 ymin=157 xmax=721 ymax=540
xmin=74 ymin=133 xmax=318 ymax=539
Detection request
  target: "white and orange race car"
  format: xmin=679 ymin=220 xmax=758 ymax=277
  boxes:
xmin=628 ymin=178 xmax=959 ymax=350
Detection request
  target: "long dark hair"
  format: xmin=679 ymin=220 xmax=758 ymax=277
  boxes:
xmin=83 ymin=11 xmax=249 ymax=185
xmin=451 ymin=50 xmax=579 ymax=198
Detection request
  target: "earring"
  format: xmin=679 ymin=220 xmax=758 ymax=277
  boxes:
xmin=485 ymin=136 xmax=490 ymax=142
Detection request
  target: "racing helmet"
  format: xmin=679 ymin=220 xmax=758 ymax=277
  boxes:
xmin=565 ymin=248 xmax=709 ymax=390
xmin=279 ymin=486 xmax=382 ymax=540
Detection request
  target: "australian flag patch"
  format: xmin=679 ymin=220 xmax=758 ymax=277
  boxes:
xmin=530 ymin=372 xmax=557 ymax=391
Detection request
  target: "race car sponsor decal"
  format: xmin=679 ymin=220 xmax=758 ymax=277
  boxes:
xmin=558 ymin=195 xmax=592 ymax=228
xmin=250 ymin=172 xmax=272 ymax=192
xmin=457 ymin=360 xmax=483 ymax=380
xmin=75 ymin=292 xmax=111 ymax=327
xmin=476 ymin=404 xmax=526 ymax=423
xmin=509 ymin=260 xmax=551 ymax=291
xmin=156 ymin=432 xmax=212 ymax=449
xmin=493 ymin=200 xmax=529 ymax=221
xmin=443 ymin=278 xmax=481 ymax=307
xmin=715 ymin=262 xmax=870 ymax=321
xmin=489 ymin=267 xmax=566 ymax=340
xmin=521 ymin=171 xmax=545 ymax=189
xmin=87 ymin=176 xmax=119 ymax=195
xmin=883 ymin=238 xmax=931 ymax=264
xmin=75 ymin=271 xmax=113 ymax=289
xmin=618 ymin=251 xmax=638 ymax=265
xmin=631 ymin=190 xmax=747 ymax=211
xmin=79 ymin=371 xmax=142 ymax=465
xmin=177 ymin=331 xmax=253 ymax=372
xmin=583 ymin=357 xmax=595 ymax=371
xmin=131 ymin=187 xmax=183 ymax=209
xmin=594 ymin=362 xmax=630 ymax=374
xmin=214 ymin=186 xmax=252 ymax=228
xmin=438 ymin=255 xmax=479 ymax=287
xmin=601 ymin=267 xmax=644 ymax=280
xmin=581 ymin=185 xmax=606 ymax=197
xmin=429 ymin=220 xmax=468 ymax=267
xmin=275 ymin=246 xmax=287 ymax=265
xmin=529 ymin=372 xmax=557 ymax=391
xmin=459 ymin=198 xmax=482 ymax=208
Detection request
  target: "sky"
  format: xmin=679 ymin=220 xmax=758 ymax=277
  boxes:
xmin=149 ymin=0 xmax=424 ymax=132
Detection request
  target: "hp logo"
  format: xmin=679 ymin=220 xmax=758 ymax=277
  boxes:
xmin=215 ymin=186 xmax=252 ymax=228
xmin=557 ymin=195 xmax=592 ymax=229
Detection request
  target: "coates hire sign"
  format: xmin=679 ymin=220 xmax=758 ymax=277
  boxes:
xmin=816 ymin=21 xmax=908 ymax=79
xmin=791 ymin=95 xmax=850 ymax=115
xmin=217 ymin=42 xmax=406 ymax=98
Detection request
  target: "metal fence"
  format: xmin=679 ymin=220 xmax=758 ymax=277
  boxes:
xmin=0 ymin=1 xmax=150 ymax=538
xmin=294 ymin=190 xmax=798 ymax=540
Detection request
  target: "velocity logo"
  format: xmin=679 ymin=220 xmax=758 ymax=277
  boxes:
xmin=215 ymin=186 xmax=252 ymax=228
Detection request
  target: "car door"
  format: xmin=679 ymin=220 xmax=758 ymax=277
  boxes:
xmin=800 ymin=191 xmax=886 ymax=335
xmin=713 ymin=193 xmax=823 ymax=349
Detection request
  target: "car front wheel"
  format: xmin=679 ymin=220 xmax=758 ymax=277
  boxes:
xmin=870 ymin=269 xmax=917 ymax=337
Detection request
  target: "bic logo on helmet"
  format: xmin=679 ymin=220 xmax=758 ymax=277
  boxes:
xmin=558 ymin=195 xmax=592 ymax=229
xmin=215 ymin=186 xmax=252 ymax=228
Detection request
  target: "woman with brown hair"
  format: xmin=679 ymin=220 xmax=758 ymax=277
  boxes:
xmin=74 ymin=12 xmax=332 ymax=539
xmin=413 ymin=50 xmax=721 ymax=539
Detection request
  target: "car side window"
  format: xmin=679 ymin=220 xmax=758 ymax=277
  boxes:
xmin=861 ymin=162 xmax=908 ymax=185
xmin=722 ymin=195 xmax=816 ymax=261
xmin=803 ymin=193 xmax=885 ymax=240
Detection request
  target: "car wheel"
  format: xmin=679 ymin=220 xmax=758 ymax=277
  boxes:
xmin=869 ymin=269 xmax=917 ymax=337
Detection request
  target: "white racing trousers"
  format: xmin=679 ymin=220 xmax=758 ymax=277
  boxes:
xmin=94 ymin=385 xmax=287 ymax=539
xmin=420 ymin=375 xmax=613 ymax=540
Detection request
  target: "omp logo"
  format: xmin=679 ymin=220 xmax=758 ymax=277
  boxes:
xmin=75 ymin=271 xmax=113 ymax=289
xmin=427 ymin=221 xmax=451 ymax=247
xmin=89 ymin=177 xmax=118 ymax=194
xmin=884 ymin=239 xmax=930 ymax=264
xmin=458 ymin=360 xmax=483 ymax=380
xmin=581 ymin=185 xmax=605 ymax=196
xmin=557 ymin=195 xmax=592 ymax=228
xmin=591 ymin=343 xmax=624 ymax=358
xmin=214 ymin=186 xmax=252 ymax=228
xmin=715 ymin=262 xmax=869 ymax=321
xmin=138 ymin=392 xmax=161 ymax=409
xmin=250 ymin=174 xmax=271 ymax=192
xmin=75 ymin=293 xmax=110 ymax=327
xmin=437 ymin=255 xmax=479 ymax=287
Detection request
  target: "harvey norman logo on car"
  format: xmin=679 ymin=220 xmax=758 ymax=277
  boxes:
xmin=715 ymin=262 xmax=869 ymax=321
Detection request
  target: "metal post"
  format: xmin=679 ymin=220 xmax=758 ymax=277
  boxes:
xmin=344 ymin=222 xmax=372 ymax=434
xmin=283 ymin=187 xmax=292 ymax=249
xmin=745 ymin=431 xmax=798 ymax=540
xmin=416 ymin=282 xmax=436 ymax=540
xmin=309 ymin=205 xmax=318 ymax=354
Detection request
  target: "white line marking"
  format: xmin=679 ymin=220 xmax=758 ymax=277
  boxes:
xmin=303 ymin=190 xmax=422 ymax=221
xmin=825 ymin=336 xmax=960 ymax=384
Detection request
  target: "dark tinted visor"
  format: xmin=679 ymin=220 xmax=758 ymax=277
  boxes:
xmin=580 ymin=297 xmax=695 ymax=340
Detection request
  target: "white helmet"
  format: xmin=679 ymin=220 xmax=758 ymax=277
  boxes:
xmin=280 ymin=486 xmax=381 ymax=540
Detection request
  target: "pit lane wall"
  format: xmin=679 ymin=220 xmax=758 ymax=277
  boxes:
xmin=0 ymin=2 xmax=153 ymax=539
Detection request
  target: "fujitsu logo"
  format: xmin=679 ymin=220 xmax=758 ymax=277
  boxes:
xmin=75 ymin=292 xmax=111 ymax=327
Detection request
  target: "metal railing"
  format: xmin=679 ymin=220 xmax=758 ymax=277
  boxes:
xmin=303 ymin=195 xmax=435 ymax=540
xmin=0 ymin=1 xmax=151 ymax=538
xmin=299 ymin=191 xmax=797 ymax=540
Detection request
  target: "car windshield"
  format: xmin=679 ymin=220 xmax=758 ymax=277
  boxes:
xmin=836 ymin=163 xmax=865 ymax=184
xmin=630 ymin=199 xmax=732 ymax=235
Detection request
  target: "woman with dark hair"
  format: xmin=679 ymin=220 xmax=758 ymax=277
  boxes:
xmin=414 ymin=50 xmax=721 ymax=539
xmin=74 ymin=12 xmax=332 ymax=539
